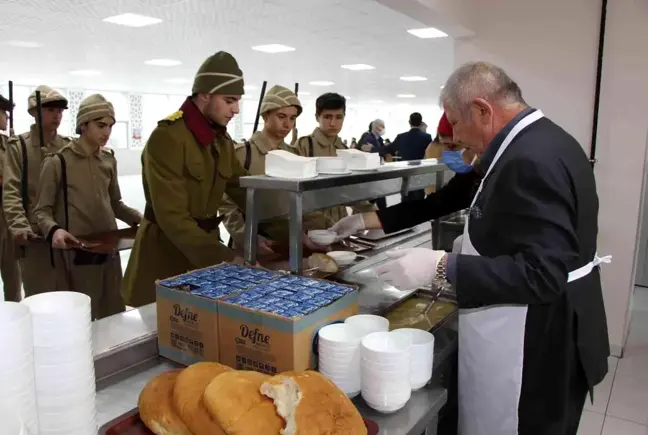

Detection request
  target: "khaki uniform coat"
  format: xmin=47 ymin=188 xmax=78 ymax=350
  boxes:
xmin=122 ymin=109 xmax=248 ymax=307
xmin=220 ymin=131 xmax=333 ymax=247
xmin=34 ymin=138 xmax=142 ymax=319
xmin=0 ymin=134 xmax=21 ymax=301
xmin=2 ymin=125 xmax=70 ymax=296
xmin=290 ymin=128 xmax=375 ymax=223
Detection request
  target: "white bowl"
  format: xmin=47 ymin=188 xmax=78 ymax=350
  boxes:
xmin=327 ymin=251 xmax=358 ymax=266
xmin=346 ymin=315 xmax=390 ymax=336
xmin=363 ymin=396 xmax=410 ymax=414
xmin=316 ymin=157 xmax=348 ymax=174
xmin=308 ymin=230 xmax=337 ymax=246
xmin=22 ymin=292 xmax=91 ymax=314
xmin=362 ymin=331 xmax=412 ymax=356
xmin=391 ymin=328 xmax=435 ymax=348
xmin=318 ymin=323 xmax=364 ymax=344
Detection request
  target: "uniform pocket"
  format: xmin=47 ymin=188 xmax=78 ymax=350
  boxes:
xmin=185 ymin=158 xmax=205 ymax=181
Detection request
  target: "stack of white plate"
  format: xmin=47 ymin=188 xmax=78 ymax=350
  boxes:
xmin=0 ymin=303 xmax=39 ymax=435
xmin=391 ymin=328 xmax=435 ymax=390
xmin=22 ymin=292 xmax=97 ymax=435
xmin=316 ymin=157 xmax=350 ymax=175
xmin=344 ymin=314 xmax=389 ymax=336
xmin=361 ymin=331 xmax=413 ymax=413
xmin=317 ymin=323 xmax=364 ymax=398
xmin=0 ymin=405 xmax=30 ymax=435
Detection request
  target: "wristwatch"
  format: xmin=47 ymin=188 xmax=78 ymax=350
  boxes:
xmin=435 ymin=254 xmax=448 ymax=282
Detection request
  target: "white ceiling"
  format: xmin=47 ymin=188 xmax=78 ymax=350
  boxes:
xmin=0 ymin=0 xmax=454 ymax=105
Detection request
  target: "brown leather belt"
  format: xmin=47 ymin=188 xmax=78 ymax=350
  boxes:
xmin=144 ymin=204 xmax=225 ymax=233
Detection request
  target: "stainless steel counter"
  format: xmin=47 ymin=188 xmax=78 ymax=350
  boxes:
xmin=93 ymin=229 xmax=455 ymax=434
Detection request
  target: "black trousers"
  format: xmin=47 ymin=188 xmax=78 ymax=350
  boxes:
xmin=402 ymin=189 xmax=425 ymax=203
xmin=371 ymin=197 xmax=388 ymax=210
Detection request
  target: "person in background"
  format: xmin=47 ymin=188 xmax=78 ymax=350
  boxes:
xmin=331 ymin=61 xmax=609 ymax=435
xmin=34 ymin=94 xmax=142 ymax=319
xmin=420 ymin=121 xmax=428 ymax=133
xmin=122 ymin=51 xmax=250 ymax=307
xmin=381 ymin=112 xmax=433 ymax=202
xmin=358 ymin=119 xmax=385 ymax=153
xmin=350 ymin=137 xmax=358 ymax=149
xmin=219 ymin=85 xmax=331 ymax=251
xmin=0 ymin=93 xmax=21 ymax=301
xmin=290 ymin=93 xmax=375 ymax=223
xmin=3 ymin=86 xmax=70 ymax=297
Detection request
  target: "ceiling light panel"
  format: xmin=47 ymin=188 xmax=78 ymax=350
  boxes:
xmin=4 ymin=40 xmax=42 ymax=48
xmin=341 ymin=64 xmax=375 ymax=71
xmin=69 ymin=70 xmax=102 ymax=76
xmin=251 ymin=44 xmax=296 ymax=53
xmin=397 ymin=94 xmax=416 ymax=98
xmin=407 ymin=28 xmax=448 ymax=39
xmin=145 ymin=59 xmax=182 ymax=66
xmin=309 ymin=81 xmax=334 ymax=86
xmin=103 ymin=13 xmax=163 ymax=28
xmin=400 ymin=76 xmax=427 ymax=82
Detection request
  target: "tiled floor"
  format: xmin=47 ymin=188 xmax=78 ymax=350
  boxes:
xmin=578 ymin=286 xmax=648 ymax=435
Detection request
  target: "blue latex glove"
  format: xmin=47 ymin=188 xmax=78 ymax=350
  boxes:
xmin=442 ymin=150 xmax=473 ymax=173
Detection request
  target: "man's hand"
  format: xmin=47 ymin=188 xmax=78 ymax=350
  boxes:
xmin=361 ymin=144 xmax=373 ymax=152
xmin=257 ymin=235 xmax=277 ymax=257
xmin=14 ymin=230 xmax=38 ymax=246
xmin=329 ymin=212 xmax=385 ymax=240
xmin=304 ymin=234 xmax=331 ymax=252
xmin=375 ymin=248 xmax=447 ymax=290
xmin=51 ymin=229 xmax=80 ymax=249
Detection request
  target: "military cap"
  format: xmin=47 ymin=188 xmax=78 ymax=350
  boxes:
xmin=76 ymin=94 xmax=115 ymax=134
xmin=27 ymin=85 xmax=68 ymax=113
xmin=192 ymin=51 xmax=244 ymax=96
xmin=260 ymin=85 xmax=302 ymax=116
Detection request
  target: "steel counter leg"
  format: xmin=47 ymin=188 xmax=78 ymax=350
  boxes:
xmin=244 ymin=188 xmax=259 ymax=265
xmin=288 ymin=191 xmax=304 ymax=274
xmin=431 ymin=171 xmax=445 ymax=250
xmin=424 ymin=415 xmax=439 ymax=435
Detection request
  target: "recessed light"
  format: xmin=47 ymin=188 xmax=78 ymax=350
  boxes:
xmin=407 ymin=28 xmax=448 ymax=39
xmin=397 ymin=94 xmax=416 ymax=98
xmin=370 ymin=100 xmax=384 ymax=104
xmin=298 ymin=91 xmax=311 ymax=96
xmin=69 ymin=70 xmax=102 ymax=76
xmin=309 ymin=81 xmax=334 ymax=86
xmin=165 ymin=78 xmax=191 ymax=84
xmin=341 ymin=64 xmax=375 ymax=71
xmin=103 ymin=13 xmax=162 ymax=27
xmin=4 ymin=40 xmax=42 ymax=48
xmin=243 ymin=85 xmax=257 ymax=90
xmin=440 ymin=85 xmax=445 ymax=89
xmin=145 ymin=59 xmax=182 ymax=66
xmin=251 ymin=44 xmax=296 ymax=54
xmin=400 ymin=76 xmax=428 ymax=82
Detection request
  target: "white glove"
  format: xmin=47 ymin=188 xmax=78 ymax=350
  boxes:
xmin=375 ymin=248 xmax=447 ymax=290
xmin=329 ymin=214 xmax=366 ymax=240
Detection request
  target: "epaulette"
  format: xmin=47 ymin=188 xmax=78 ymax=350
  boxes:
xmin=160 ymin=110 xmax=184 ymax=125
xmin=101 ymin=147 xmax=115 ymax=157
xmin=234 ymin=141 xmax=246 ymax=150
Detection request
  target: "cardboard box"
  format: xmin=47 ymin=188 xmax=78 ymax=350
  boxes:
xmin=218 ymin=287 xmax=358 ymax=374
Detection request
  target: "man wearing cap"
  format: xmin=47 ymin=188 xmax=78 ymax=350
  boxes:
xmin=33 ymin=94 xmax=141 ymax=319
xmin=122 ymin=51 xmax=250 ymax=307
xmin=2 ymin=85 xmax=70 ymax=297
xmin=0 ymin=93 xmax=22 ymax=301
xmin=219 ymin=85 xmax=333 ymax=249
xmin=290 ymin=92 xmax=375 ymax=223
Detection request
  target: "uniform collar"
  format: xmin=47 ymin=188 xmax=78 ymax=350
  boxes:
xmin=29 ymin=124 xmax=65 ymax=147
xmin=250 ymin=131 xmax=286 ymax=155
xmin=478 ymin=107 xmax=536 ymax=173
xmin=312 ymin=127 xmax=345 ymax=149
xmin=180 ymin=97 xmax=227 ymax=148
xmin=69 ymin=137 xmax=101 ymax=159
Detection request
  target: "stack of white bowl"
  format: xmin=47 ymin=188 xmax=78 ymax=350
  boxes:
xmin=391 ymin=328 xmax=435 ymax=390
xmin=0 ymin=405 xmax=30 ymax=435
xmin=361 ymin=331 xmax=413 ymax=413
xmin=317 ymin=323 xmax=364 ymax=398
xmin=22 ymin=292 xmax=97 ymax=435
xmin=344 ymin=314 xmax=389 ymax=336
xmin=0 ymin=302 xmax=39 ymax=435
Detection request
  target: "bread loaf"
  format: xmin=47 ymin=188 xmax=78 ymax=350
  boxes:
xmin=204 ymin=370 xmax=285 ymax=435
xmin=307 ymin=253 xmax=338 ymax=273
xmin=138 ymin=370 xmax=193 ymax=435
xmin=173 ymin=362 xmax=232 ymax=435
xmin=261 ymin=371 xmax=367 ymax=435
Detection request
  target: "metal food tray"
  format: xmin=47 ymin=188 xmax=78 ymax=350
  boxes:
xmin=380 ymin=287 xmax=458 ymax=334
xmin=354 ymin=227 xmax=412 ymax=241
xmin=98 ymin=407 xmax=380 ymax=435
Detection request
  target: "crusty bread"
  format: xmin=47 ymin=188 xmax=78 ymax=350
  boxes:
xmin=138 ymin=369 xmax=193 ymax=435
xmin=308 ymin=254 xmax=338 ymax=273
xmin=173 ymin=362 xmax=233 ymax=435
xmin=204 ymin=370 xmax=285 ymax=435
xmin=261 ymin=371 xmax=367 ymax=435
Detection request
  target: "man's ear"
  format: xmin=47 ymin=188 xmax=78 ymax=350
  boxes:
xmin=473 ymin=98 xmax=493 ymax=125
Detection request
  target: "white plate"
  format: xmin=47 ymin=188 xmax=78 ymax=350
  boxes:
xmin=350 ymin=167 xmax=381 ymax=172
xmin=265 ymin=172 xmax=319 ymax=180
xmin=318 ymin=170 xmax=353 ymax=175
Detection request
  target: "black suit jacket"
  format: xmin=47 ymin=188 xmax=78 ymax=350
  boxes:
xmin=381 ymin=128 xmax=432 ymax=161
xmin=378 ymin=116 xmax=609 ymax=394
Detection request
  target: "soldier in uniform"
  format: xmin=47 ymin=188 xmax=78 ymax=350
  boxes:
xmin=2 ymin=86 xmax=70 ymax=297
xmin=220 ymin=85 xmax=332 ymax=249
xmin=122 ymin=51 xmax=251 ymax=307
xmin=290 ymin=92 xmax=375 ymax=223
xmin=0 ymin=93 xmax=22 ymax=301
xmin=34 ymin=94 xmax=142 ymax=319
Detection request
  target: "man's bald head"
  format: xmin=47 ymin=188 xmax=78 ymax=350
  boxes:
xmin=440 ymin=62 xmax=528 ymax=154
